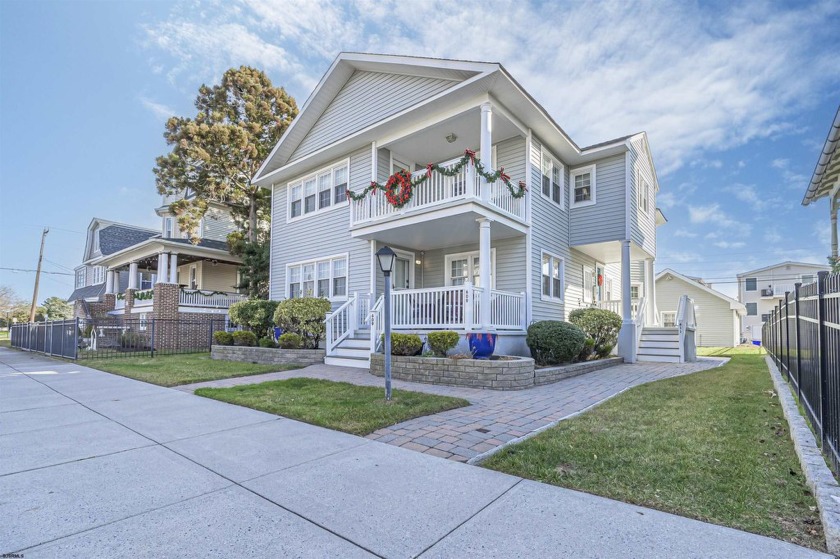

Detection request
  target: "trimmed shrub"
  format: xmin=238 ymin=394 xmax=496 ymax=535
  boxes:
xmin=381 ymin=333 xmax=424 ymax=356
xmin=213 ymin=331 xmax=234 ymax=346
xmin=526 ymin=320 xmax=586 ymax=366
xmin=273 ymin=297 xmax=331 ymax=349
xmin=232 ymin=330 xmax=257 ymax=347
xmin=569 ymin=308 xmax=622 ymax=358
xmin=578 ymin=337 xmax=596 ymax=362
xmin=119 ymin=331 xmax=149 ymax=349
xmin=278 ymin=332 xmax=303 ymax=349
xmin=228 ymin=299 xmax=279 ymax=337
xmin=258 ymin=336 xmax=277 ymax=348
xmin=427 ymin=330 xmax=460 ymax=357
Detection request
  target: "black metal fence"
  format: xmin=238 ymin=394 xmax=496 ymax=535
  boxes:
xmin=10 ymin=317 xmax=234 ymax=360
xmin=763 ymin=271 xmax=840 ymax=474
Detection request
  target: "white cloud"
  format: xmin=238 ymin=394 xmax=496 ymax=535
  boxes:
xmin=771 ymin=158 xmax=790 ymax=169
xmin=764 ymin=228 xmax=782 ymax=243
xmin=139 ymin=96 xmax=176 ymax=120
xmin=713 ymin=240 xmax=747 ymax=249
xmin=141 ymin=0 xmax=840 ymax=174
xmin=673 ymin=229 xmax=698 ymax=238
xmin=662 ymin=251 xmax=702 ymax=263
xmin=689 ymin=203 xmax=739 ymax=228
xmin=658 ymin=191 xmax=678 ymax=209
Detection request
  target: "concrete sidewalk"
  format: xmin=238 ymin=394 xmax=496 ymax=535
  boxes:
xmin=0 ymin=348 xmax=828 ymax=558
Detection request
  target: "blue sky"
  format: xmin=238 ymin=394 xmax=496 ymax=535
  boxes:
xmin=1 ymin=0 xmax=838 ymax=303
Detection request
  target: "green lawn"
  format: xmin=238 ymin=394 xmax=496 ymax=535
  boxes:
xmin=84 ymin=353 xmax=295 ymax=387
xmin=483 ymin=354 xmax=824 ymax=551
xmin=196 ymin=377 xmax=470 ymax=436
xmin=0 ymin=330 xmax=9 ymax=347
xmin=698 ymin=344 xmax=766 ymax=357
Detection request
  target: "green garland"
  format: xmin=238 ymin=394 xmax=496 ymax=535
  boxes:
xmin=179 ymin=287 xmax=230 ymax=298
xmin=346 ymin=148 xmax=527 ymax=209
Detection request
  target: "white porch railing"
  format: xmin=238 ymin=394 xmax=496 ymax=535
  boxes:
xmin=490 ymin=289 xmax=527 ymax=330
xmin=676 ymin=294 xmax=697 ymax=363
xmin=133 ymin=289 xmax=155 ymax=308
xmin=326 ymin=293 xmax=357 ymax=355
xmin=635 ymin=296 xmax=647 ymax=351
xmin=369 ymin=294 xmax=385 ymax=355
xmin=350 ymin=159 xmax=525 ymax=224
xmin=114 ymin=298 xmax=125 ymax=310
xmin=597 ymin=299 xmax=640 ymax=317
xmin=178 ymin=289 xmax=246 ymax=308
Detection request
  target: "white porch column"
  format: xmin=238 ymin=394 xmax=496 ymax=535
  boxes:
xmin=478 ymin=218 xmax=493 ymax=329
xmin=617 ymin=240 xmax=637 ymax=363
xmin=128 ymin=262 xmax=138 ymax=290
xmin=169 ymin=253 xmax=179 ymax=284
xmin=105 ymin=270 xmax=115 ymax=294
xmin=644 ymin=258 xmax=655 ymax=326
xmin=157 ymin=253 xmax=169 ymax=284
xmin=831 ymin=194 xmax=838 ymax=260
xmin=480 ymin=102 xmax=492 ymax=202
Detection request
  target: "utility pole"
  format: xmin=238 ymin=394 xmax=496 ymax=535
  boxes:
xmin=29 ymin=227 xmax=49 ymax=322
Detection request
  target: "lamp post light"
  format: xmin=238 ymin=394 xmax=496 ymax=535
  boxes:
xmin=376 ymin=245 xmax=396 ymax=401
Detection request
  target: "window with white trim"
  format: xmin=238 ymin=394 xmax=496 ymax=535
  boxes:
xmin=444 ymin=250 xmax=496 ymax=288
xmin=582 ymin=266 xmax=594 ymax=303
xmin=746 ymin=302 xmax=757 ymax=316
xmin=288 ymin=160 xmax=350 ymax=221
xmin=662 ymin=311 xmax=676 ymax=327
xmin=630 ymin=283 xmax=643 ymax=300
xmin=92 ymin=266 xmax=105 ymax=285
xmin=93 ymin=227 xmax=100 ymax=253
xmin=570 ymin=165 xmax=596 ymax=208
xmin=75 ymin=268 xmax=86 ymax=288
xmin=745 ymin=277 xmax=757 ymax=291
xmin=541 ymin=150 xmax=564 ymax=206
xmin=541 ymin=252 xmax=565 ymax=300
xmin=164 ymin=217 xmax=174 ymax=238
xmin=638 ymin=172 xmax=650 ymax=214
xmin=287 ymin=254 xmax=348 ymax=300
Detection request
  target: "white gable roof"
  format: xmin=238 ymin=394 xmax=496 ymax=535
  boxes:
xmin=736 ymin=260 xmax=830 ymax=277
xmin=656 ymin=268 xmax=746 ymax=313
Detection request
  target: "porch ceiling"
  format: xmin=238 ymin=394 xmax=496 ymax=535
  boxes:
xmin=572 ymin=240 xmax=652 ymax=264
xmin=354 ymin=207 xmax=524 ymax=251
xmin=384 ymin=106 xmax=521 ymax=167
xmin=95 ymin=239 xmax=241 ymax=270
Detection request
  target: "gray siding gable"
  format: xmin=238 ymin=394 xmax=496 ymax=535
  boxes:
xmin=289 ymin=71 xmax=459 ymax=162
xmin=569 ymin=154 xmax=626 ymax=246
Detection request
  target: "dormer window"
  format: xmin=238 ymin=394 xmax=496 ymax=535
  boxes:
xmin=93 ymin=227 xmax=100 ymax=253
xmin=164 ymin=217 xmax=173 ymax=238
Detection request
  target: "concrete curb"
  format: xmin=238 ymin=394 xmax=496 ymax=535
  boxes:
xmin=468 ymin=357 xmax=729 ymax=466
xmin=765 ymin=356 xmax=840 ymax=556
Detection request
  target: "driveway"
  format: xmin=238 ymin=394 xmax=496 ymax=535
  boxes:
xmin=0 ymin=348 xmax=826 ymax=558
xmin=182 ymin=358 xmax=727 ymax=462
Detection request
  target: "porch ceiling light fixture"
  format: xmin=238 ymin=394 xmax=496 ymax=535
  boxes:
xmin=445 ymin=133 xmax=457 ymax=143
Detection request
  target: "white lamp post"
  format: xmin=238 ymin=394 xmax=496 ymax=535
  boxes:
xmin=376 ymin=246 xmax=396 ymax=400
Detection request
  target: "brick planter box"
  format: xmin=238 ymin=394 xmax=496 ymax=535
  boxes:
xmin=211 ymin=345 xmax=325 ymax=367
xmin=370 ymin=354 xmax=623 ymax=390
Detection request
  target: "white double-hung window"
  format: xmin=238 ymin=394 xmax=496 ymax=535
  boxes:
xmin=92 ymin=266 xmax=106 ymax=285
xmin=541 ymin=252 xmax=564 ymax=300
xmin=288 ymin=160 xmax=350 ymax=221
xmin=287 ymin=254 xmax=349 ymax=301
xmin=570 ymin=165 xmax=596 ymax=208
xmin=638 ymin=172 xmax=650 ymax=215
xmin=541 ymin=149 xmax=564 ymax=206
xmin=75 ymin=268 xmax=86 ymax=288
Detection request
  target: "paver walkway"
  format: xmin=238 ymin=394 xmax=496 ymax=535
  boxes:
xmin=0 ymin=348 xmax=826 ymax=558
xmin=182 ymin=357 xmax=726 ymax=462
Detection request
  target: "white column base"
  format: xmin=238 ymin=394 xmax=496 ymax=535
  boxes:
xmin=617 ymin=321 xmax=638 ymax=364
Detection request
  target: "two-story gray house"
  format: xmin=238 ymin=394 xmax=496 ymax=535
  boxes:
xmin=253 ymin=53 xmax=676 ymax=366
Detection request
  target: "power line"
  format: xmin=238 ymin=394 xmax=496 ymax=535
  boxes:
xmin=44 ymin=259 xmax=75 ymax=272
xmin=0 ymin=267 xmax=73 ymax=276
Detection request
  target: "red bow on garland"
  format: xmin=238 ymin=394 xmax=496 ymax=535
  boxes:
xmin=465 ymin=149 xmax=476 ymax=165
xmin=426 ymin=163 xmax=434 ymax=178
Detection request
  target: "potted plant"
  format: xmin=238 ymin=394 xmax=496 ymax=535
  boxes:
xmin=467 ymin=332 xmax=497 ymax=359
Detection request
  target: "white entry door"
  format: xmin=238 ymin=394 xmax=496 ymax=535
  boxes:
xmin=393 ymin=257 xmax=412 ymax=290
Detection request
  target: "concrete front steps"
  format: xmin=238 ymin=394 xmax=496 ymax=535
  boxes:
xmin=637 ymin=327 xmax=681 ymax=363
xmin=324 ymin=330 xmax=372 ymax=368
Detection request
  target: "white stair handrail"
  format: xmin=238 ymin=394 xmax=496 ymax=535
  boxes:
xmin=635 ymin=296 xmax=647 ymax=351
xmin=325 ymin=294 xmax=357 ymax=355
xmin=676 ymin=295 xmax=697 ymax=363
xmin=368 ymin=294 xmax=385 ymax=356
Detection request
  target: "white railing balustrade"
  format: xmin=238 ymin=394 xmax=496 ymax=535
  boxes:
xmin=490 ymin=290 xmax=526 ymax=330
xmin=635 ymin=296 xmax=647 ymax=351
xmin=597 ymin=299 xmax=640 ymax=317
xmin=178 ymin=289 xmax=247 ymax=308
xmin=368 ymin=295 xmax=384 ymax=355
xmin=326 ymin=294 xmax=357 ymax=354
xmin=114 ymin=298 xmax=125 ymax=310
xmin=676 ymin=294 xmax=697 ymax=363
xmin=356 ymin=293 xmax=372 ymax=328
xmin=350 ymin=158 xmax=525 ymax=224
xmin=387 ymin=285 xmax=524 ymax=332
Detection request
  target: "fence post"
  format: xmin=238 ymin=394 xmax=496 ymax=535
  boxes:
xmin=794 ymin=283 xmax=802 ymax=401
xmin=777 ymin=300 xmax=784 ymax=375
xmin=74 ymin=317 xmax=79 ymax=360
xmin=150 ymin=319 xmax=156 ymax=358
xmin=817 ymin=271 xmax=829 ymax=449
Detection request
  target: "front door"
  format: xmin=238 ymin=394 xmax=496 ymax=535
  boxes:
xmin=393 ymin=257 xmax=412 ymax=290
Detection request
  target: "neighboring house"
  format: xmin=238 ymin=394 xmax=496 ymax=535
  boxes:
xmin=656 ymin=269 xmax=746 ymax=347
xmin=802 ymin=104 xmax=839 ymax=261
xmin=251 ymin=53 xmax=683 ymax=366
xmin=737 ymin=261 xmax=830 ymax=342
xmin=67 ymin=192 xmax=245 ymax=322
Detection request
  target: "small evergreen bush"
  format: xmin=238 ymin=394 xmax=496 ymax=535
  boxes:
xmin=273 ymin=297 xmax=331 ymax=349
xmin=258 ymin=336 xmax=277 ymax=348
xmin=232 ymin=330 xmax=257 ymax=347
xmin=526 ymin=321 xmax=586 ymax=366
xmin=382 ymin=333 xmax=423 ymax=356
xmin=213 ymin=331 xmax=234 ymax=346
xmin=228 ymin=299 xmax=279 ymax=337
xmin=427 ymin=330 xmax=460 ymax=357
xmin=569 ymin=308 xmax=622 ymax=358
xmin=278 ymin=332 xmax=303 ymax=349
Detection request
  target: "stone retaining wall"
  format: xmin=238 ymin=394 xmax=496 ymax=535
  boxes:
xmin=370 ymin=354 xmax=623 ymax=390
xmin=211 ymin=345 xmax=324 ymax=367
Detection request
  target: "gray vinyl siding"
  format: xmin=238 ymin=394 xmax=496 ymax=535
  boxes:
xmin=569 ymin=154 xmax=626 ymax=246
xmin=418 ymin=237 xmax=526 ymax=291
xmin=269 ymin=147 xmax=372 ymax=308
xmin=377 ymin=147 xmax=391 ymax=182
xmin=290 ymin=71 xmax=458 ymax=162
xmin=529 ymin=136 xmax=571 ymax=323
xmin=202 ymin=208 xmax=237 ymax=242
xmin=656 ymin=275 xmax=738 ymax=347
xmin=629 ymin=137 xmax=656 ymax=256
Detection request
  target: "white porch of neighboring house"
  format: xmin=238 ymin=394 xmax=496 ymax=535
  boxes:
xmin=322 ymin=101 xmax=529 ymax=367
xmin=98 ymin=239 xmax=246 ymax=315
xmin=573 ymin=239 xmax=659 ymax=363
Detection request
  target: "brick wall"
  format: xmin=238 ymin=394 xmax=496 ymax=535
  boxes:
xmin=211 ymin=345 xmax=325 ymax=367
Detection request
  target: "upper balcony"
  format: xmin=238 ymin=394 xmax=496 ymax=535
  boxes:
xmin=760 ymin=284 xmax=795 ymax=298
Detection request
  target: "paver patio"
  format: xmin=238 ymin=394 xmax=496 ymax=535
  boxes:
xmin=182 ymin=357 xmax=726 ymax=462
xmin=0 ymin=348 xmax=826 ymax=558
